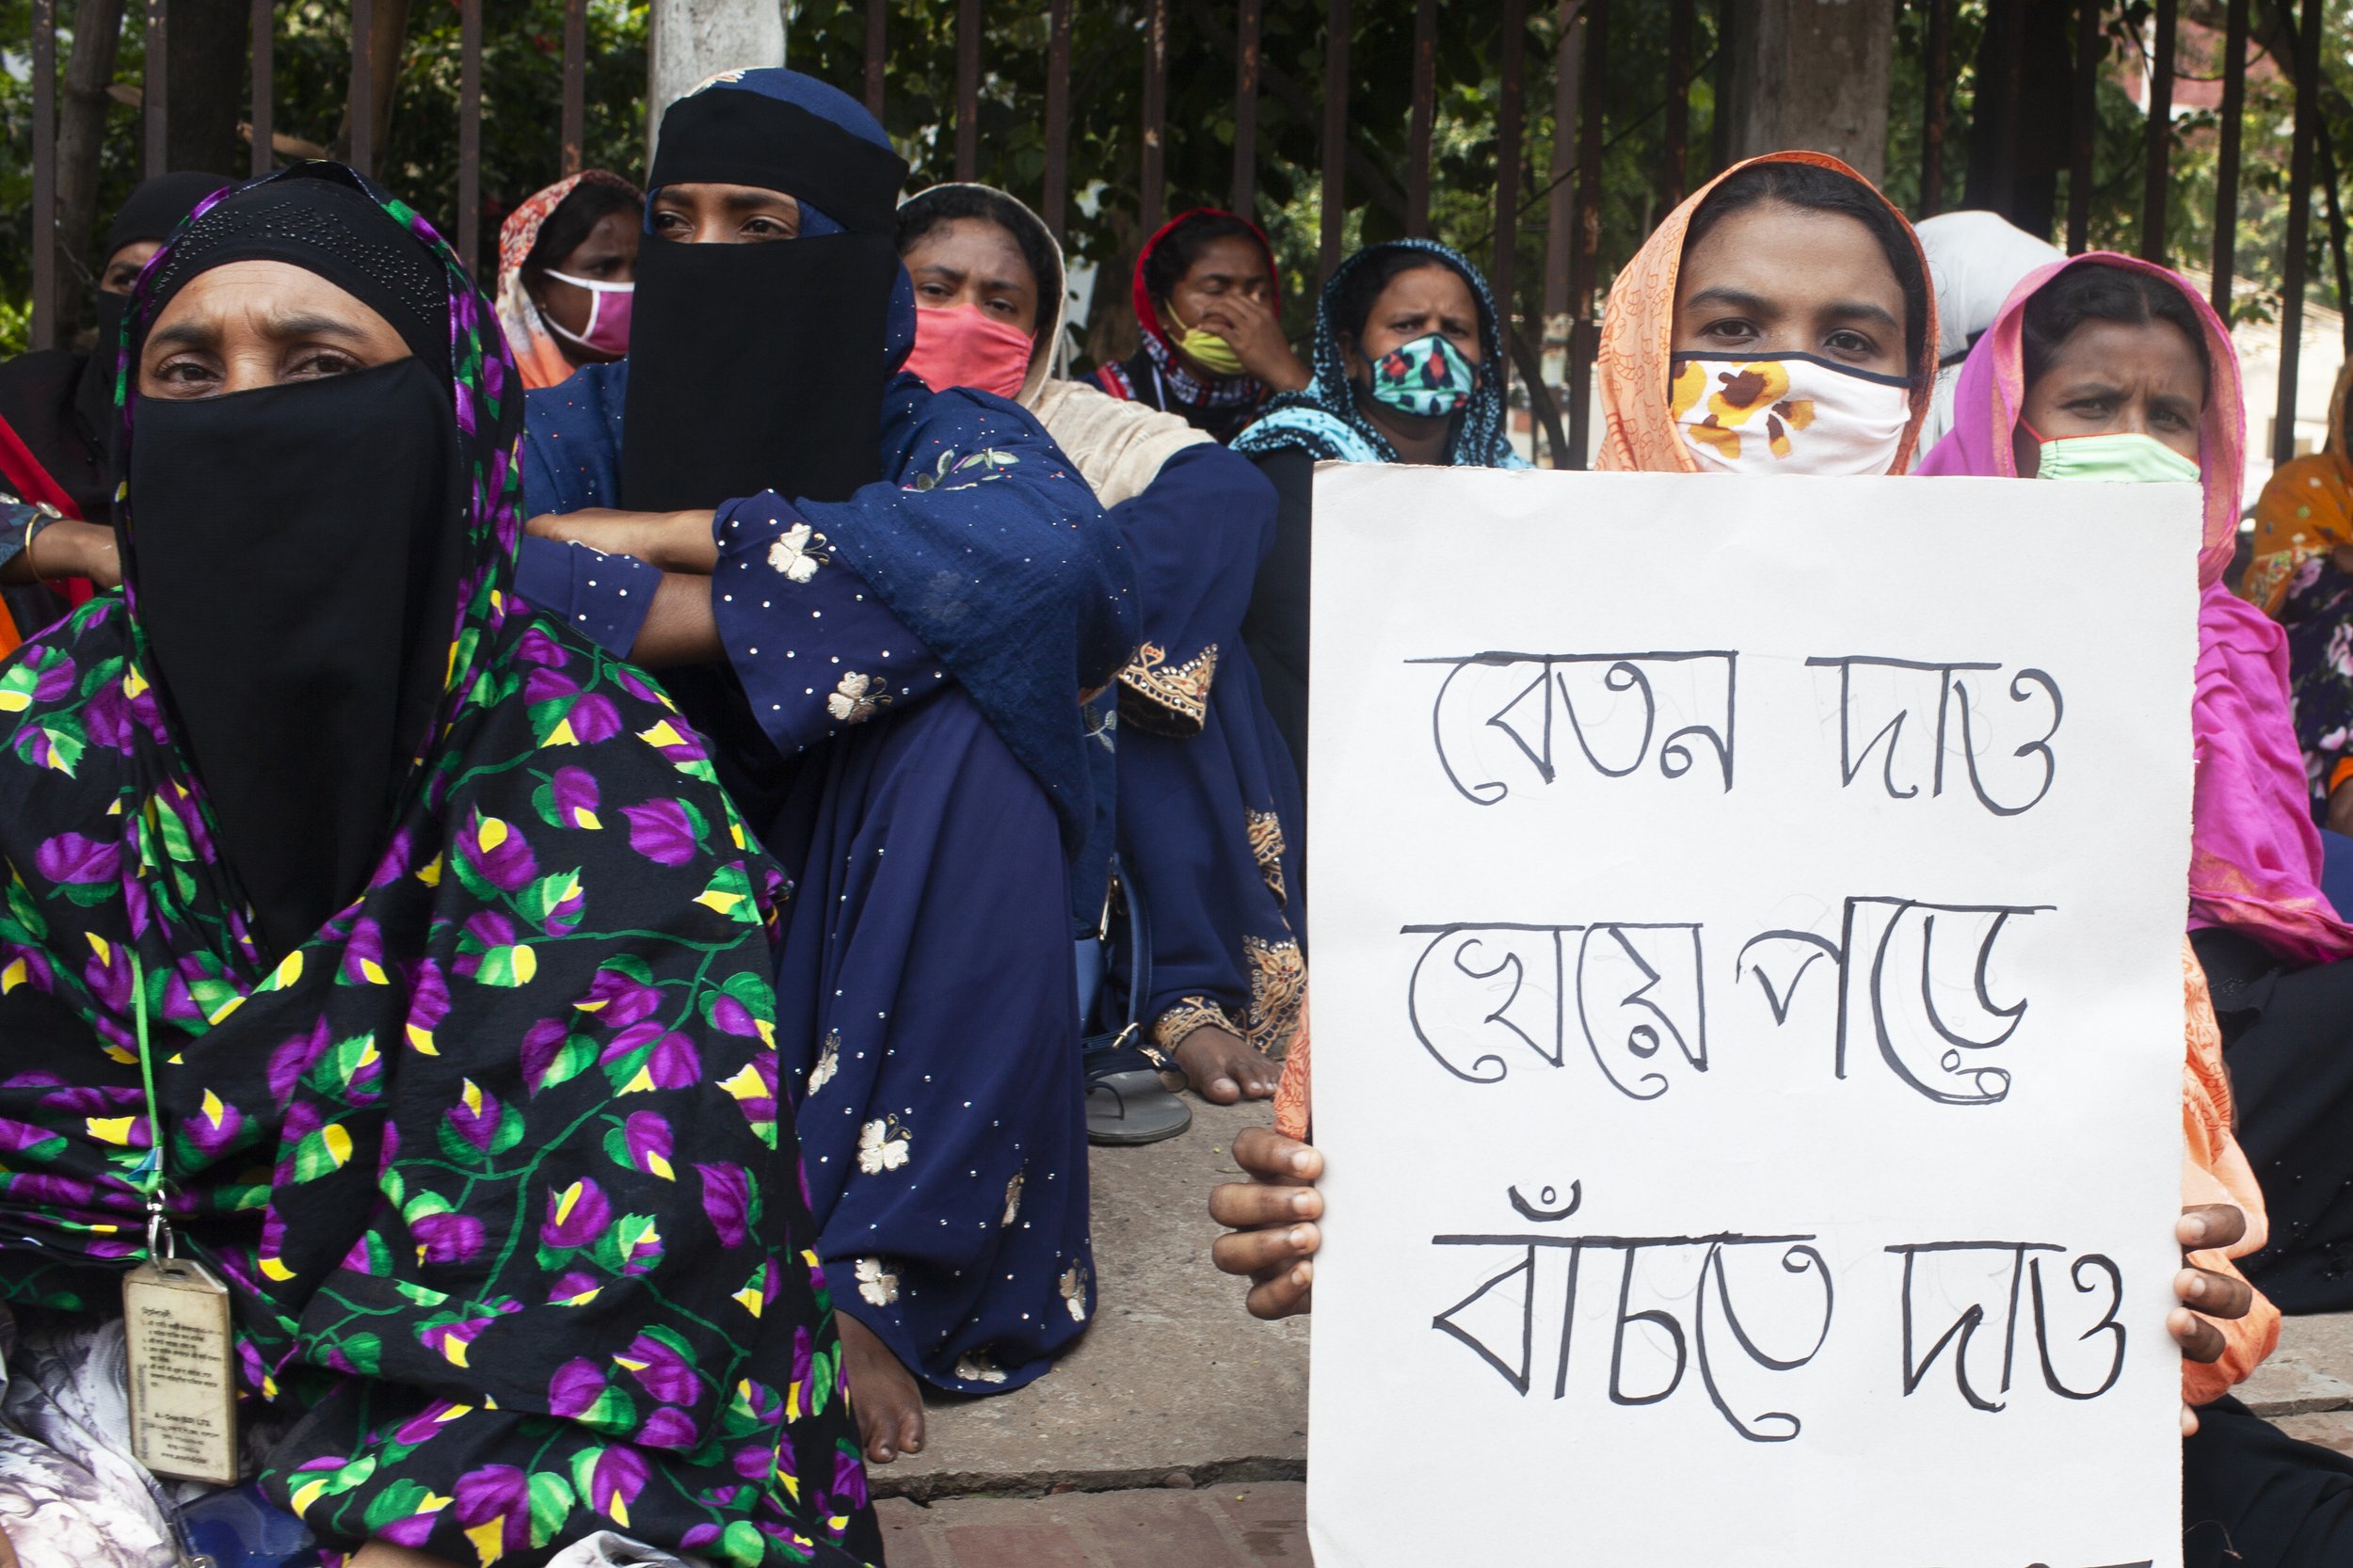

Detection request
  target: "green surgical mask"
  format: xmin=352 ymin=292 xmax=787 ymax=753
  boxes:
xmin=2032 ymin=429 xmax=2201 ymax=485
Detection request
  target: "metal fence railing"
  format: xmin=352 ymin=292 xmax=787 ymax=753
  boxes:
xmin=20 ymin=0 xmax=2341 ymax=467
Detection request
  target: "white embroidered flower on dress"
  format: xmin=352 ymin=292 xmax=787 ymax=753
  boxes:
xmin=855 ymin=1256 xmax=900 ymax=1306
xmin=953 ymin=1351 xmax=1007 ymax=1384
xmin=827 ymin=671 xmax=891 ymax=725
xmin=856 ymin=1115 xmax=911 ymax=1174
xmin=1001 ymin=1171 xmax=1024 ymax=1227
xmin=807 ymin=1030 xmax=840 ymax=1096
xmin=1059 ymin=1262 xmax=1089 ymax=1323
xmin=766 ymin=521 xmax=829 ymax=583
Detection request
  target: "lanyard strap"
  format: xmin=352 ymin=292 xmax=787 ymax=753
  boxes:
xmin=125 ymin=950 xmax=173 ymax=1259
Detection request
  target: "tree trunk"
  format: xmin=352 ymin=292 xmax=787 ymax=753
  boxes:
xmin=1717 ymin=0 xmax=1892 ymax=183
xmin=53 ymin=0 xmax=127 ymax=340
xmin=647 ymin=0 xmax=787 ymax=158
xmin=165 ymin=0 xmax=248 ymax=179
xmin=330 ymin=0 xmax=411 ymax=164
xmin=1961 ymin=0 xmax=2073 ymax=239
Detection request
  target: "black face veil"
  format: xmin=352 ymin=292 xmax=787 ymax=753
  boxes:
xmin=618 ymin=87 xmax=911 ymax=512
xmin=124 ymin=170 xmax=466 ymax=959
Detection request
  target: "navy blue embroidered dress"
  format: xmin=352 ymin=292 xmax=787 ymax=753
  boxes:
xmin=518 ymin=356 xmax=1124 ymax=1395
xmin=1108 ymin=445 xmax=1307 ymax=1064
xmin=511 ymin=72 xmax=1129 ymax=1397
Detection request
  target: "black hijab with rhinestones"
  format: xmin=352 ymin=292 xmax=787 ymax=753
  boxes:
xmin=125 ymin=168 xmax=464 ymax=956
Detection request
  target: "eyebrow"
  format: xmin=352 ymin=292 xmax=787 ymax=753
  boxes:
xmin=719 ymin=190 xmax=796 ymax=215
xmin=1682 ymin=285 xmax=1779 ymax=318
xmin=1819 ymin=299 xmax=1903 ymax=332
xmin=146 ymin=312 xmax=375 ymax=351
xmin=911 ymin=261 xmax=1030 ymax=293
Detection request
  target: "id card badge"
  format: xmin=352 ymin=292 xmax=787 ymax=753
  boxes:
xmin=122 ymin=1254 xmax=242 ymax=1486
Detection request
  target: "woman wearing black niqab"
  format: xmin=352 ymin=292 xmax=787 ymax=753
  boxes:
xmin=0 ymin=171 xmax=230 ymax=642
xmin=0 ymin=162 xmax=879 ymax=1568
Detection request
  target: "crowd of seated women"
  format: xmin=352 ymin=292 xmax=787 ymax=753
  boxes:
xmin=3 ymin=58 xmax=2353 ymax=1568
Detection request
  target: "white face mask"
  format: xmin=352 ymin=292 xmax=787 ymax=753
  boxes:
xmin=1669 ymin=352 xmax=1913 ymax=476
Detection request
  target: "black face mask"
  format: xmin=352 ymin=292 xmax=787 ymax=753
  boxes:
xmin=71 ymin=292 xmax=129 ymax=489
xmin=618 ymin=230 xmax=897 ymax=511
xmin=127 ymin=358 xmax=463 ymax=958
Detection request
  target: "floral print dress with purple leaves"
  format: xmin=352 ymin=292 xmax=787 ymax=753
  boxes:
xmin=0 ymin=167 xmax=877 ymax=1568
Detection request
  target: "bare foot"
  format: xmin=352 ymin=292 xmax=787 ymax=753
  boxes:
xmin=837 ymin=1313 xmax=925 ymax=1464
xmin=1172 ymin=1022 xmax=1279 ymax=1105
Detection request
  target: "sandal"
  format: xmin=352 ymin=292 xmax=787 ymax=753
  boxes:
xmin=1085 ymin=1028 xmax=1193 ymax=1145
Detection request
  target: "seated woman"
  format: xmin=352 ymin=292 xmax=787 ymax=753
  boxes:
xmin=1230 ymin=238 xmax=1529 ymax=794
xmin=0 ymin=163 xmax=877 ymax=1568
xmin=512 ymin=70 xmax=1130 ymax=1467
xmin=1915 ymin=254 xmax=2353 ymax=1325
xmin=1214 ymin=153 xmax=2348 ymax=1568
xmin=2247 ymin=360 xmax=2353 ymax=841
xmin=894 ymin=183 xmax=1302 ymax=1117
xmin=0 ymin=171 xmax=230 ymax=644
xmin=1092 ymin=209 xmax=1309 ymax=443
xmin=495 ymin=171 xmax=642 ymax=392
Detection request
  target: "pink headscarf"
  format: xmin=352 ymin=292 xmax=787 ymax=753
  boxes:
xmin=1918 ymin=251 xmax=2353 ymax=965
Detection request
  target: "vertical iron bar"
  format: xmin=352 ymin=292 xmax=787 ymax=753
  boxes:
xmin=1662 ymin=0 xmax=1690 ymax=209
xmin=1566 ymin=0 xmax=1605 ymax=470
xmin=562 ymin=0 xmax=585 ymax=177
xmin=250 ymin=0 xmax=274 ymax=175
xmin=1043 ymin=0 xmax=1071 ymax=240
xmin=955 ymin=0 xmax=980 ymax=182
xmin=31 ymin=0 xmax=56 ymax=352
xmin=2067 ymin=0 xmax=2098 ymax=252
xmin=1142 ymin=0 xmax=1168 ymax=226
xmin=144 ymin=0 xmax=167 ymax=176
xmin=863 ymin=0 xmax=886 ymax=120
xmin=2208 ymin=0 xmax=2247 ymax=313
xmin=1544 ymin=0 xmax=1582 ymax=319
xmin=1494 ymin=0 xmax=1527 ymax=448
xmin=1320 ymin=0 xmax=1349 ymax=280
xmin=2140 ymin=0 xmax=2175 ymax=262
xmin=458 ymin=0 xmax=481 ymax=275
xmin=1406 ymin=0 xmax=1437 ymax=236
xmin=1231 ymin=0 xmax=1261 ymax=217
xmin=348 ymin=0 xmax=373 ymax=177
xmin=2273 ymin=0 xmax=2320 ymax=467
xmin=1921 ymin=0 xmax=1949 ymax=218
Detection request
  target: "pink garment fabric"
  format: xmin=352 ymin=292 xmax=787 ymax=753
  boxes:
xmin=1917 ymin=251 xmax=2353 ymax=964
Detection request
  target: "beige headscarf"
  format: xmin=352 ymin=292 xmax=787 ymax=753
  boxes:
xmin=908 ymin=184 xmax=1209 ymax=508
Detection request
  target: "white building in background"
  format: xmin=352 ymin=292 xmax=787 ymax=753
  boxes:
xmin=2190 ymin=268 xmax=2350 ymax=511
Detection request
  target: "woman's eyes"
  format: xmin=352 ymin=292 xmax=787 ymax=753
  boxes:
xmin=742 ymin=216 xmax=790 ymax=237
xmin=285 ymin=348 xmax=360 ymax=379
xmin=1822 ymin=329 xmax=1881 ymax=359
xmin=1698 ymin=317 xmax=1759 ymax=344
xmin=152 ymin=357 xmax=216 ymax=386
xmin=650 ymin=210 xmax=691 ymax=234
xmin=984 ymin=296 xmax=1021 ymax=317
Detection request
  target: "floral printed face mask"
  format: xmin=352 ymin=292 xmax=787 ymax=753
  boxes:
xmin=1367 ymin=331 xmax=1477 ymax=419
xmin=1669 ymin=351 xmax=1913 ymax=476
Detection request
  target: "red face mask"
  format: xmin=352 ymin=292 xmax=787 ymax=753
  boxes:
xmin=905 ymin=303 xmax=1034 ymax=400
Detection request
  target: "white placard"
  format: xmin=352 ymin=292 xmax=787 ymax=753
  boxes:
xmin=1305 ymin=466 xmax=2200 ymax=1568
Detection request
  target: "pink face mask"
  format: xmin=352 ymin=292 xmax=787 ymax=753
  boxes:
xmin=905 ymin=303 xmax=1034 ymax=400
xmin=542 ymin=269 xmax=634 ymax=358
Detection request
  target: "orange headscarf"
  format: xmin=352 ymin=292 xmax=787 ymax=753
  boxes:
xmin=493 ymin=170 xmax=642 ymax=392
xmin=1594 ymin=152 xmax=1937 ymax=474
xmin=2244 ymin=359 xmax=2353 ymax=615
